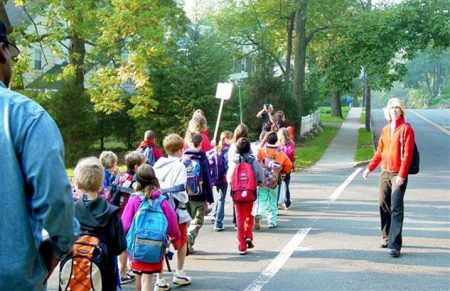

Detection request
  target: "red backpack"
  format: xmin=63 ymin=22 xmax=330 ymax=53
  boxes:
xmin=231 ymin=156 xmax=257 ymax=203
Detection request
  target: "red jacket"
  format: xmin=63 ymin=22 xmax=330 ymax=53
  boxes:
xmin=367 ymin=117 xmax=415 ymax=178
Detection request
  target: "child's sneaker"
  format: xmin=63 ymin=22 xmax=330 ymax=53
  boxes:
xmin=238 ymin=249 xmax=246 ymax=255
xmin=268 ymin=223 xmax=277 ymax=228
xmin=154 ymin=278 xmax=170 ymax=291
xmin=254 ymin=215 xmax=261 ymax=230
xmin=214 ymin=226 xmax=224 ymax=232
xmin=173 ymin=270 xmax=192 ymax=285
xmin=120 ymin=273 xmax=135 ymax=285
xmin=245 ymin=238 xmax=254 ymax=249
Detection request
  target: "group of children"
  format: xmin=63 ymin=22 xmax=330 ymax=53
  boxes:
xmin=65 ymin=109 xmax=295 ymax=291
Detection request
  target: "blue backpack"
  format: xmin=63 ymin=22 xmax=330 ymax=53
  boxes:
xmin=127 ymin=194 xmax=169 ymax=264
xmin=140 ymin=146 xmax=156 ymax=166
xmin=182 ymin=156 xmax=203 ymax=196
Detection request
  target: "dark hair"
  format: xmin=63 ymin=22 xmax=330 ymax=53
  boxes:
xmin=135 ymin=164 xmax=160 ymax=200
xmin=266 ymin=132 xmax=278 ymax=145
xmin=236 ymin=137 xmax=251 ymax=154
xmin=185 ymin=131 xmax=203 ymax=148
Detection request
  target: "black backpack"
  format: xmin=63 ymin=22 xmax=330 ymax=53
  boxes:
xmin=400 ymin=124 xmax=420 ymax=175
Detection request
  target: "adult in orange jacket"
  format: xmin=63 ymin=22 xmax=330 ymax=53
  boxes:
xmin=363 ymin=98 xmax=416 ymax=258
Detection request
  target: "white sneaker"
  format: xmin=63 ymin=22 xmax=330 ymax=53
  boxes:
xmin=154 ymin=278 xmax=171 ymax=291
xmin=173 ymin=270 xmax=192 ymax=285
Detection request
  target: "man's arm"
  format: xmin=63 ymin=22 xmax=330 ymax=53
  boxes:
xmin=21 ymin=112 xmax=76 ymax=260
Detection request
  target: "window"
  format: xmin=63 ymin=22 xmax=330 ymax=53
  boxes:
xmin=34 ymin=49 xmax=42 ymax=70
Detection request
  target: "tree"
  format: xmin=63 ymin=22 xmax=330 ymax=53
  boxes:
xmin=403 ymin=48 xmax=450 ymax=106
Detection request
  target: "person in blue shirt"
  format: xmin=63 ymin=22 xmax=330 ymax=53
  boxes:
xmin=0 ymin=21 xmax=77 ymax=290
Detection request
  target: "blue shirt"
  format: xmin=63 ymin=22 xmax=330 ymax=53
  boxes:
xmin=0 ymin=82 xmax=77 ymax=290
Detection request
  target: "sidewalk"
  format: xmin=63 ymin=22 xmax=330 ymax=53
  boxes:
xmin=308 ymin=107 xmax=362 ymax=172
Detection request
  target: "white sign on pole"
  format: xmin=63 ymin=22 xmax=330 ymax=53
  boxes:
xmin=229 ymin=71 xmax=248 ymax=81
xmin=215 ymin=82 xmax=233 ymax=100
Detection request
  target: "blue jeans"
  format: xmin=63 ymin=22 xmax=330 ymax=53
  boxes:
xmin=214 ymin=183 xmax=228 ymax=229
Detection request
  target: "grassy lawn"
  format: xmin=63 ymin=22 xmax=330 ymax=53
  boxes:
xmin=295 ymin=125 xmax=340 ymax=169
xmin=359 ymin=110 xmax=366 ymax=124
xmin=355 ymin=128 xmax=374 ymax=162
xmin=319 ymin=106 xmax=350 ymax=123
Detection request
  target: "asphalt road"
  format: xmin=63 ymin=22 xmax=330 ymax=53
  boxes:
xmin=47 ymin=109 xmax=450 ymax=291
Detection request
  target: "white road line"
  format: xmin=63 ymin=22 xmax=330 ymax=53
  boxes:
xmin=244 ymin=168 xmax=361 ymax=291
xmin=329 ymin=167 xmax=362 ymax=202
xmin=244 ymin=228 xmax=312 ymax=291
xmin=410 ymin=110 xmax=450 ymax=136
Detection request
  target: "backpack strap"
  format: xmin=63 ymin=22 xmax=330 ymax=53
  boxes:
xmin=399 ymin=123 xmax=409 ymax=161
xmin=161 ymin=184 xmax=185 ymax=194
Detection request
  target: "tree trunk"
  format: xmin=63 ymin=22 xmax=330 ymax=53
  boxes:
xmin=365 ymin=81 xmax=371 ymax=132
xmin=293 ymin=0 xmax=308 ymax=134
xmin=69 ymin=33 xmax=86 ymax=89
xmin=331 ymin=90 xmax=342 ymax=118
xmin=285 ymin=11 xmax=295 ymax=91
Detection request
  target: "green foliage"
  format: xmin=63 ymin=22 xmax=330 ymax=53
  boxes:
xmin=295 ymin=125 xmax=339 ymax=169
xmin=355 ymin=128 xmax=373 ymax=162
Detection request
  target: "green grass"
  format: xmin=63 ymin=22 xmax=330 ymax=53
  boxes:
xmin=295 ymin=125 xmax=340 ymax=169
xmin=319 ymin=106 xmax=350 ymax=123
xmin=359 ymin=110 xmax=366 ymax=124
xmin=355 ymin=128 xmax=374 ymax=162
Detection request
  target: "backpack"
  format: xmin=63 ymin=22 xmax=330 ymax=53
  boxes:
xmin=59 ymin=233 xmax=110 ymax=291
xmin=182 ymin=156 xmax=203 ymax=196
xmin=400 ymin=124 xmax=420 ymax=175
xmin=207 ymin=149 xmax=225 ymax=186
xmin=231 ymin=155 xmax=257 ymax=203
xmin=107 ymin=173 xmax=135 ymax=215
xmin=140 ymin=146 xmax=156 ymax=166
xmin=261 ymin=148 xmax=282 ymax=189
xmin=127 ymin=194 xmax=169 ymax=264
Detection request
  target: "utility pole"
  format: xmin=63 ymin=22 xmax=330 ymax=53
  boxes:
xmin=364 ymin=0 xmax=372 ymax=132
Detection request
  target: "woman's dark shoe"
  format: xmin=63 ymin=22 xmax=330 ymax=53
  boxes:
xmin=389 ymin=249 xmax=400 ymax=257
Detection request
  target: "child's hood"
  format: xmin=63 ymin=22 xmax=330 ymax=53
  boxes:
xmin=153 ymin=156 xmax=180 ymax=179
xmin=183 ymin=149 xmax=206 ymax=161
xmin=75 ymin=197 xmax=118 ymax=229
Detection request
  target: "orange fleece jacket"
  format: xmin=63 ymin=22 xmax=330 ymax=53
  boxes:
xmin=257 ymin=145 xmax=293 ymax=174
xmin=367 ymin=116 xmax=415 ymax=178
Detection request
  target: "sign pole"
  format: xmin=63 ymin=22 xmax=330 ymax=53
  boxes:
xmin=212 ymin=98 xmax=225 ymax=143
xmin=238 ymin=83 xmax=243 ymax=124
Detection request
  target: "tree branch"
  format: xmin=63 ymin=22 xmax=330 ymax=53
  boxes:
xmin=22 ymin=6 xmax=49 ymax=69
xmin=306 ymin=25 xmax=329 ymax=45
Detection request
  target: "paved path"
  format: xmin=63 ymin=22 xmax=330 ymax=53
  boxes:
xmin=309 ymin=107 xmax=362 ymax=172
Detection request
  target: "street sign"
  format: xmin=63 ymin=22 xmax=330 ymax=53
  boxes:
xmin=215 ymin=82 xmax=233 ymax=100
xmin=229 ymin=71 xmax=248 ymax=81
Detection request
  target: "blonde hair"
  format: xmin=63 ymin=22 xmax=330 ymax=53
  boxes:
xmin=144 ymin=130 xmax=155 ymax=141
xmin=135 ymin=164 xmax=160 ymax=200
xmin=188 ymin=116 xmax=207 ymax=133
xmin=217 ymin=130 xmax=233 ymax=152
xmin=384 ymin=98 xmax=406 ymax=122
xmin=163 ymin=133 xmax=184 ymax=155
xmin=73 ymin=157 xmax=104 ymax=192
xmin=277 ymin=127 xmax=291 ymax=146
xmin=99 ymin=151 xmax=117 ymax=169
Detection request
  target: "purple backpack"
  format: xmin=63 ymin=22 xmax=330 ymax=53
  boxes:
xmin=207 ymin=149 xmax=226 ymax=186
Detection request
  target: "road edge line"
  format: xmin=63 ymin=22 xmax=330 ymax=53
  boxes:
xmin=329 ymin=167 xmax=362 ymax=202
xmin=410 ymin=110 xmax=450 ymax=136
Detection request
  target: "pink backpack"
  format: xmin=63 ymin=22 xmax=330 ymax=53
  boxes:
xmin=231 ymin=156 xmax=257 ymax=203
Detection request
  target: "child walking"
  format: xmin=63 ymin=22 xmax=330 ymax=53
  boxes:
xmin=153 ymin=133 xmax=193 ymax=288
xmin=121 ymin=164 xmax=180 ymax=291
xmin=211 ymin=130 xmax=233 ymax=231
xmin=183 ymin=131 xmax=214 ymax=253
xmin=277 ymin=128 xmax=295 ymax=209
xmin=255 ymin=132 xmax=293 ymax=229
xmin=70 ymin=157 xmax=127 ymax=291
xmin=227 ymin=138 xmax=263 ymax=255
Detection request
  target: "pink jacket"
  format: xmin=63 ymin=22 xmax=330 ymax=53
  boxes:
xmin=121 ymin=190 xmax=180 ymax=241
xmin=279 ymin=141 xmax=295 ymax=163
